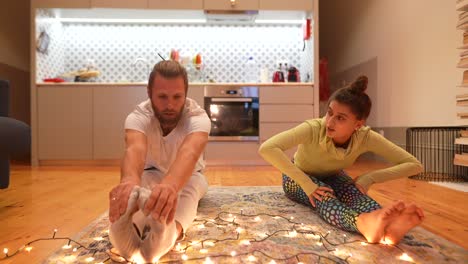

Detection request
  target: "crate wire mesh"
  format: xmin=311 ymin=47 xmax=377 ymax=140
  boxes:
xmin=406 ymin=127 xmax=468 ymax=182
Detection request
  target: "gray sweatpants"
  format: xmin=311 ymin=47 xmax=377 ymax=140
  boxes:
xmin=109 ymin=170 xmax=208 ymax=262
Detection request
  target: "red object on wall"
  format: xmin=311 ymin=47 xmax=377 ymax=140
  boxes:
xmin=303 ymin=18 xmax=311 ymax=40
xmin=319 ymin=57 xmax=330 ymax=101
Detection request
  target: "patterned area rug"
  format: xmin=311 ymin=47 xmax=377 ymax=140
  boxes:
xmin=45 ymin=186 xmax=467 ymax=264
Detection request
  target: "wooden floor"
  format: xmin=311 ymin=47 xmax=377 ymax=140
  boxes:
xmin=0 ymin=161 xmax=467 ymax=263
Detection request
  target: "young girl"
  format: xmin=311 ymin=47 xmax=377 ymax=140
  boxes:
xmin=259 ymin=76 xmax=424 ymax=244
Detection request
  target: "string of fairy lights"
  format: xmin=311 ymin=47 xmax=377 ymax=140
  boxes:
xmin=0 ymin=210 xmax=416 ymax=264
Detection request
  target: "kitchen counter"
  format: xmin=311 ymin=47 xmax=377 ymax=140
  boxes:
xmin=36 ymin=82 xmax=314 ymax=87
xmin=34 ymin=81 xmax=316 ymax=165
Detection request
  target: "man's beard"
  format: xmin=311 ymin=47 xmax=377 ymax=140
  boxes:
xmin=152 ymin=104 xmax=184 ymax=128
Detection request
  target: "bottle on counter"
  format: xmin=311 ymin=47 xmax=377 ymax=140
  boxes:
xmin=272 ymin=63 xmax=285 ymax=82
xmin=244 ymin=56 xmax=258 ymax=83
xmin=283 ymin=62 xmax=289 ymax=83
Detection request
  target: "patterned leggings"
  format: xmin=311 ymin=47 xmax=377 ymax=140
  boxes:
xmin=282 ymin=171 xmax=381 ymax=233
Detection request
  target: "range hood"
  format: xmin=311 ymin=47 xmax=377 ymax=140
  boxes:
xmin=204 ymin=9 xmax=259 ymax=22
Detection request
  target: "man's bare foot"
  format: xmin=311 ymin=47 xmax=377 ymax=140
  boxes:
xmin=383 ymin=203 xmax=424 ymax=245
xmin=356 ymin=201 xmax=405 ymax=243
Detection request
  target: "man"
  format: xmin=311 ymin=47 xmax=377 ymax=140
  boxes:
xmin=108 ymin=60 xmax=210 ymax=262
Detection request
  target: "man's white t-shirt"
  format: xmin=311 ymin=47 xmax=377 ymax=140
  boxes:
xmin=124 ymin=97 xmax=211 ymax=174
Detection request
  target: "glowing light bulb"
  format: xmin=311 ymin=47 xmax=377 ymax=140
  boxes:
xmin=290 ymin=216 xmax=294 ymax=220
xmin=228 ymin=214 xmax=233 ymax=217
xmin=63 ymin=255 xmax=77 ymax=262
xmin=361 ymin=242 xmax=368 ymax=246
xmin=130 ymin=253 xmax=145 ymax=263
xmin=254 ymin=216 xmax=261 ymax=221
xmin=198 ymin=224 xmax=205 ymax=229
xmin=204 ymin=257 xmax=214 ymax=264
xmin=94 ymin=236 xmax=104 ymax=241
xmin=191 ymin=240 xmax=199 ymax=246
xmin=25 ymin=246 xmax=32 ymax=252
xmin=380 ymin=238 xmax=394 ymax=245
xmin=85 ymin=257 xmax=94 ymax=262
xmin=240 ymin=240 xmax=251 ymax=245
xmin=236 ymin=227 xmax=243 ymax=233
xmin=289 ymin=230 xmax=297 ymax=237
xmin=316 ymin=242 xmax=323 ymax=246
xmin=399 ymin=253 xmax=414 ymax=262
xmin=73 ymin=248 xmax=78 ymax=252
xmin=3 ymin=248 xmax=8 ymax=254
xmin=230 ymin=251 xmax=237 ymax=257
xmin=182 ymin=254 xmax=188 ymax=261
xmin=200 ymin=248 xmax=208 ymax=254
xmin=62 ymin=244 xmax=72 ymax=249
xmin=247 ymin=255 xmax=256 ymax=262
xmin=306 ymin=234 xmax=320 ymax=239
xmin=175 ymin=243 xmax=182 ymax=252
xmin=205 ymin=241 xmax=215 ymax=247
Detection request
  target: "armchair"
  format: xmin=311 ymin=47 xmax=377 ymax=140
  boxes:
xmin=0 ymin=80 xmax=31 ymax=188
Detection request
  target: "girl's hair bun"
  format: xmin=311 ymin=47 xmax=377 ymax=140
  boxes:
xmin=349 ymin=75 xmax=368 ymax=94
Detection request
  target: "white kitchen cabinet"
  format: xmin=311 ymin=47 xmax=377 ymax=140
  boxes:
xmin=149 ymin=0 xmax=203 ymax=9
xmin=258 ymin=85 xmax=315 ymax=161
xmin=260 ymin=86 xmax=314 ymax=104
xmin=260 ymin=122 xmax=301 ymax=142
xmin=38 ymin=86 xmax=93 ymax=160
xmin=93 ymin=86 xmax=147 ymax=159
xmin=205 ymin=142 xmax=264 ymax=165
xmin=187 ymin=85 xmax=205 ymax=107
xmin=260 ymin=105 xmax=314 ymax=122
xmin=91 ymin=0 xmax=147 ymax=8
xmin=259 ymin=122 xmax=299 ymax=160
xmin=32 ymin=0 xmax=91 ymax=8
xmin=204 ymin=0 xmax=259 ymax=10
xmin=259 ymin=0 xmax=313 ymax=11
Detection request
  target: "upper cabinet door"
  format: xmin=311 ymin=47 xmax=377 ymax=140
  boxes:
xmin=148 ymin=0 xmax=203 ymax=9
xmin=91 ymin=0 xmax=148 ymax=9
xmin=32 ymin=0 xmax=91 ymax=8
xmin=259 ymin=0 xmax=313 ymax=11
xmin=204 ymin=0 xmax=259 ymax=10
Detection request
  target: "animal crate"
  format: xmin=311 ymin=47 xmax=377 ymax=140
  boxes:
xmin=406 ymin=127 xmax=468 ymax=182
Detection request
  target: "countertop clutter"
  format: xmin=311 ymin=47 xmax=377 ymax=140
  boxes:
xmin=36 ymin=82 xmax=314 ymax=86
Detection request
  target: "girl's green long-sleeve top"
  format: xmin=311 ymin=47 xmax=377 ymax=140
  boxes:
xmin=258 ymin=118 xmax=423 ymax=195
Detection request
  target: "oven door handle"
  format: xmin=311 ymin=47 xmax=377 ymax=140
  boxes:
xmin=211 ymin=98 xmax=253 ymax=102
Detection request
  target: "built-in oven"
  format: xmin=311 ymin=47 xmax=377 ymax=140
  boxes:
xmin=204 ymin=86 xmax=259 ymax=141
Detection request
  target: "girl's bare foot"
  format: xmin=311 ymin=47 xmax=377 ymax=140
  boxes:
xmin=356 ymin=201 xmax=405 ymax=243
xmin=383 ymin=203 xmax=424 ymax=244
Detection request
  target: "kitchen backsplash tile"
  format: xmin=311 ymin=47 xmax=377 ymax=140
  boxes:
xmin=36 ymin=10 xmax=313 ymax=83
xmin=36 ymin=9 xmax=66 ymax=81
